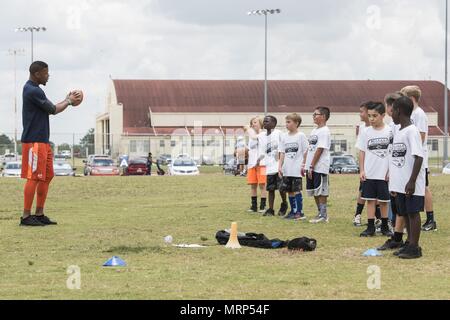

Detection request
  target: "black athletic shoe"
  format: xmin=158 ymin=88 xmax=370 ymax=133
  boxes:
xmin=278 ymin=203 xmax=288 ymax=216
xmin=35 ymin=215 xmax=57 ymax=225
xmin=398 ymin=245 xmax=422 ymax=259
xmin=377 ymin=239 xmax=404 ymax=251
xmin=360 ymin=228 xmax=376 ymax=237
xmin=20 ymin=215 xmax=45 ymax=227
xmin=247 ymin=206 xmax=257 ymax=213
xmin=393 ymin=241 xmax=409 ymax=256
xmin=263 ymin=209 xmax=275 ymax=216
xmin=380 ymin=227 xmax=393 ymax=237
xmin=421 ymin=220 xmax=437 ymax=232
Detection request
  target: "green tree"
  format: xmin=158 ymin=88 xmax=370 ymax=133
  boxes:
xmin=0 ymin=134 xmax=14 ymax=154
xmin=79 ymin=128 xmax=94 ymax=157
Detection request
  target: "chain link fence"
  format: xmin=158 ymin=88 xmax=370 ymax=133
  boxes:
xmin=1 ymin=131 xmax=449 ymax=171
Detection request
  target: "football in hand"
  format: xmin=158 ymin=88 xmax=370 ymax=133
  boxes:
xmin=70 ymin=90 xmax=84 ymax=107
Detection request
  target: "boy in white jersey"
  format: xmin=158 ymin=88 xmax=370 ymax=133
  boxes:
xmin=244 ymin=116 xmax=267 ymax=213
xmin=400 ymin=85 xmax=437 ymax=232
xmin=357 ymin=102 xmax=393 ymax=237
xmin=256 ymin=115 xmax=288 ymax=216
xmin=303 ymin=106 xmax=331 ymax=224
xmin=378 ymin=92 xmax=411 ymax=251
xmin=353 ymin=102 xmax=383 ymax=227
xmin=278 ymin=113 xmax=309 ymax=220
xmin=389 ymin=96 xmax=425 ymax=259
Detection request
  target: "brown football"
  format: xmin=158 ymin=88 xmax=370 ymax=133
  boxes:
xmin=71 ymin=90 xmax=84 ymax=106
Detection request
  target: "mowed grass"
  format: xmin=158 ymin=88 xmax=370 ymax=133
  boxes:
xmin=0 ymin=169 xmax=449 ymax=300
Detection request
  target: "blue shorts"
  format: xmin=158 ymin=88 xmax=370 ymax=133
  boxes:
xmin=394 ymin=193 xmax=424 ymax=216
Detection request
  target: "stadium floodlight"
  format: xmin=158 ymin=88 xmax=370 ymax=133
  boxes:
xmin=15 ymin=26 xmax=47 ymax=63
xmin=247 ymin=9 xmax=281 ymax=116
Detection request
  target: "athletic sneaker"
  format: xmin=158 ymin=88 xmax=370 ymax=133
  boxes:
xmin=360 ymin=228 xmax=376 ymax=237
xmin=375 ymin=219 xmax=382 ymax=228
xmin=20 ymin=215 xmax=45 ymax=227
xmin=380 ymin=227 xmax=393 ymax=237
xmin=35 ymin=215 xmax=57 ymax=225
xmin=278 ymin=203 xmax=288 ymax=216
xmin=309 ymin=216 xmax=328 ymax=224
xmin=259 ymin=204 xmax=266 ymax=213
xmin=263 ymin=209 xmax=275 ymax=216
xmin=421 ymin=220 xmax=437 ymax=232
xmin=377 ymin=239 xmax=404 ymax=251
xmin=247 ymin=206 xmax=257 ymax=213
xmin=353 ymin=214 xmax=362 ymax=226
xmin=398 ymin=245 xmax=422 ymax=259
xmin=283 ymin=213 xmax=296 ymax=220
xmin=393 ymin=241 xmax=409 ymax=256
xmin=294 ymin=212 xmax=306 ymax=221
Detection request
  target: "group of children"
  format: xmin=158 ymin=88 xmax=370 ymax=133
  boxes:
xmin=244 ymin=107 xmax=332 ymax=224
xmin=243 ymin=85 xmax=437 ymax=259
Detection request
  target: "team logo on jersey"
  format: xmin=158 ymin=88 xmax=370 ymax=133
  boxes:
xmin=308 ymin=135 xmax=318 ymax=151
xmin=392 ymin=143 xmax=407 ymax=168
xmin=368 ymin=137 xmax=389 ymax=158
xmin=285 ymin=142 xmax=299 ymax=159
xmin=266 ymin=141 xmax=278 ymax=157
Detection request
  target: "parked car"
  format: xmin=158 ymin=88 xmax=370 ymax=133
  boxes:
xmin=443 ymin=163 xmax=450 ymax=175
xmin=84 ymin=157 xmax=119 ymax=176
xmin=168 ymin=158 xmax=199 ymax=176
xmin=158 ymin=154 xmax=172 ymax=165
xmin=193 ymin=155 xmax=214 ymax=166
xmin=2 ymin=153 xmax=19 ymax=165
xmin=1 ymin=161 xmax=21 ymax=177
xmin=54 ymin=154 xmax=67 ymax=162
xmin=124 ymin=158 xmax=148 ymax=176
xmin=223 ymin=158 xmax=238 ymax=175
xmin=330 ymin=156 xmax=359 ymax=174
xmin=60 ymin=150 xmax=71 ymax=158
xmin=83 ymin=155 xmax=110 ymax=175
xmin=53 ymin=162 xmax=75 ymax=176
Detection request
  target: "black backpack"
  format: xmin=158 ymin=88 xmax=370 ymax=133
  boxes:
xmin=215 ymin=230 xmax=317 ymax=251
xmin=215 ymin=230 xmax=287 ymax=249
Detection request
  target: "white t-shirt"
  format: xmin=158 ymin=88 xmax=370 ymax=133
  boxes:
xmin=247 ymin=131 xmax=265 ymax=169
xmin=280 ymin=131 xmax=309 ymax=177
xmin=259 ymin=129 xmax=282 ymax=175
xmin=357 ymin=125 xmax=391 ymax=180
xmin=389 ymin=124 xmax=426 ymax=196
xmin=355 ymin=122 xmax=369 ymax=149
xmin=305 ymin=126 xmax=331 ymax=175
xmin=411 ymin=107 xmax=429 ymax=169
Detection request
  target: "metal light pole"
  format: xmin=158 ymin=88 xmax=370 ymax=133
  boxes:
xmin=248 ymin=9 xmax=281 ymax=116
xmin=15 ymin=27 xmax=47 ymax=63
xmin=445 ymin=0 xmax=449 ymax=164
xmin=8 ymin=49 xmax=25 ymax=155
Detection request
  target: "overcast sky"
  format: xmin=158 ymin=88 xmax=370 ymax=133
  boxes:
xmin=0 ymin=0 xmax=447 ymax=144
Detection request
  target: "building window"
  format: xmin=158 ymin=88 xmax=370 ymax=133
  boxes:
xmin=428 ymin=139 xmax=438 ymax=151
xmin=142 ymin=141 xmax=150 ymax=153
xmin=331 ymin=140 xmax=347 ymax=152
xmin=171 ymin=141 xmax=176 ymax=147
xmin=130 ymin=140 xmax=137 ymax=153
xmin=160 ymin=140 xmax=165 ymax=147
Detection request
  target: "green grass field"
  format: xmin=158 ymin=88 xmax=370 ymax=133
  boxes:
xmin=0 ymin=169 xmax=449 ymax=300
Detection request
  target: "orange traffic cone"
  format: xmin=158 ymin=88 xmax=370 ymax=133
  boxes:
xmin=225 ymin=222 xmax=241 ymax=249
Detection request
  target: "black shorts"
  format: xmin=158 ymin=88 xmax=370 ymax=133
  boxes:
xmin=361 ymin=179 xmax=390 ymax=202
xmin=425 ymin=168 xmax=429 ymax=187
xmin=394 ymin=193 xmax=425 ymax=216
xmin=266 ymin=174 xmax=281 ymax=191
xmin=280 ymin=176 xmax=302 ymax=193
xmin=306 ymin=172 xmax=329 ymax=197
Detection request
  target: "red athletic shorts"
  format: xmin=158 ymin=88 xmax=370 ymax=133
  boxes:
xmin=247 ymin=166 xmax=267 ymax=185
xmin=21 ymin=142 xmax=54 ymax=181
